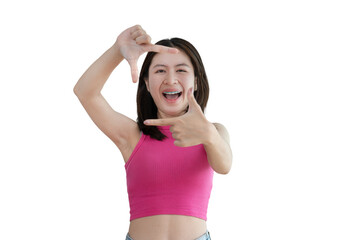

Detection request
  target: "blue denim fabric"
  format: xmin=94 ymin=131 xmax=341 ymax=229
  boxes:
xmin=194 ymin=230 xmax=211 ymax=240
xmin=126 ymin=230 xmax=211 ymax=240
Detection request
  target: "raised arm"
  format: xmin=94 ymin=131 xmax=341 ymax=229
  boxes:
xmin=73 ymin=25 xmax=178 ymax=161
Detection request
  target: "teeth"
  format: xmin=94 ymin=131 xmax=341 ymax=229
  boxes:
xmin=163 ymin=91 xmax=181 ymax=95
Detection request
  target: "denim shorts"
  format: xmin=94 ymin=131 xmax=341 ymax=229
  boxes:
xmin=126 ymin=230 xmax=211 ymax=240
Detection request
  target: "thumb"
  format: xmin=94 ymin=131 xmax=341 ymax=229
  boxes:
xmin=187 ymin=87 xmax=201 ymax=112
xmin=128 ymin=58 xmax=139 ymax=83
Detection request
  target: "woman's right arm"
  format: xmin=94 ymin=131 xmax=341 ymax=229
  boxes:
xmin=73 ymin=25 xmax=178 ymax=159
xmin=73 ymin=42 xmax=136 ymax=153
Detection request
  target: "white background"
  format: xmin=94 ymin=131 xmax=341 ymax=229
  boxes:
xmin=1 ymin=0 xmax=359 ymax=239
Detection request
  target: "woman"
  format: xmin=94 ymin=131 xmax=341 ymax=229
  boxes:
xmin=74 ymin=25 xmax=232 ymax=240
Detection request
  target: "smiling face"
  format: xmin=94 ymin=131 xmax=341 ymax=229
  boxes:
xmin=145 ymin=50 xmax=197 ymax=119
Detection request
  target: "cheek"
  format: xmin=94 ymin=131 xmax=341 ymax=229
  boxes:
xmin=147 ymin=78 xmax=162 ymax=92
xmin=180 ymin=76 xmax=196 ymax=87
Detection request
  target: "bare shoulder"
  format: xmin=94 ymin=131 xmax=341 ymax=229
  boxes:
xmin=212 ymin=122 xmax=230 ymax=144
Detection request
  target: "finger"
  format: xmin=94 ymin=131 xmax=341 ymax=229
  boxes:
xmin=129 ymin=24 xmax=143 ymax=34
xmin=135 ymin=34 xmax=152 ymax=45
xmin=127 ymin=59 xmax=139 ymax=83
xmin=143 ymin=44 xmax=179 ymax=54
xmin=144 ymin=118 xmax=176 ymax=126
xmin=174 ymin=140 xmax=187 ymax=148
xmin=187 ymin=87 xmax=200 ymax=111
xmin=171 ymin=133 xmax=178 ymax=139
xmin=130 ymin=28 xmax=144 ymax=39
xmin=174 ymin=140 xmax=181 ymax=147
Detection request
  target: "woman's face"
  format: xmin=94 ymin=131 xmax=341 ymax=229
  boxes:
xmin=145 ymin=50 xmax=197 ymax=119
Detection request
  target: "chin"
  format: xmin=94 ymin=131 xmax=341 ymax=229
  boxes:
xmin=159 ymin=107 xmax=186 ymax=118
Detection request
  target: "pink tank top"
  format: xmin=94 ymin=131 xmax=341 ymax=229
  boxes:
xmin=125 ymin=126 xmax=214 ymax=221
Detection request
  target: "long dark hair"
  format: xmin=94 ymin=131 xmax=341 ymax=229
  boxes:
xmin=136 ymin=38 xmax=209 ymax=140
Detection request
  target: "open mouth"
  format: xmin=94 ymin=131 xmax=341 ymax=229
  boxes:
xmin=162 ymin=91 xmax=182 ymax=100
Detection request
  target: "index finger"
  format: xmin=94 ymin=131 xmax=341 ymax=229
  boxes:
xmin=144 ymin=44 xmax=179 ymax=54
xmin=127 ymin=59 xmax=139 ymax=83
xmin=144 ymin=118 xmax=175 ymax=126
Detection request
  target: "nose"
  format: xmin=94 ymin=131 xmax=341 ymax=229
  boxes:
xmin=163 ymin=71 xmax=178 ymax=85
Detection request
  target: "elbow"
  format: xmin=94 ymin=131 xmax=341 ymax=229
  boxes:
xmin=215 ymin=153 xmax=232 ymax=175
xmin=73 ymin=86 xmax=79 ymax=96
xmin=214 ymin=161 xmax=232 ymax=175
xmin=73 ymin=85 xmax=88 ymax=101
xmin=216 ymin=167 xmax=231 ymax=175
xmin=73 ymin=84 xmax=99 ymax=100
xmin=73 ymin=82 xmax=84 ymax=97
xmin=73 ymin=84 xmax=81 ymax=97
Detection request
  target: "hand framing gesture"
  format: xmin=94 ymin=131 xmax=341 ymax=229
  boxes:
xmin=116 ymin=25 xmax=179 ymax=83
xmin=144 ymin=88 xmax=214 ymax=147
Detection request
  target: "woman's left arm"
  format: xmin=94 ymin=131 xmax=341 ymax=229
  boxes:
xmin=203 ymin=122 xmax=232 ymax=174
xmin=144 ymin=89 xmax=233 ymax=174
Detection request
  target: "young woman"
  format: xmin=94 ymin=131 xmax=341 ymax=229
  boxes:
xmin=74 ymin=25 xmax=232 ymax=240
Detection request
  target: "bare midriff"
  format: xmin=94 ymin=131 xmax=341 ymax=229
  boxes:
xmin=128 ymin=214 xmax=207 ymax=240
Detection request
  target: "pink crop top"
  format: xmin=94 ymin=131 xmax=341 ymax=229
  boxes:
xmin=125 ymin=126 xmax=214 ymax=221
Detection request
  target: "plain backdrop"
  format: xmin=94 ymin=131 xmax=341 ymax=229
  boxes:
xmin=0 ymin=0 xmax=359 ymax=239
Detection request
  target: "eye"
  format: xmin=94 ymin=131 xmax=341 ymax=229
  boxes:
xmin=177 ymin=69 xmax=186 ymax=72
xmin=155 ymin=69 xmax=165 ymax=73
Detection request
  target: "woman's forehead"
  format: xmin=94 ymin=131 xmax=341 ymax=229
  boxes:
xmin=150 ymin=51 xmax=192 ymax=68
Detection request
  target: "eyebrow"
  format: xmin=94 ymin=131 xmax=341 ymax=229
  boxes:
xmin=152 ymin=63 xmax=191 ymax=69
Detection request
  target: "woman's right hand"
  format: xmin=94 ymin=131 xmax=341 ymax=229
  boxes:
xmin=116 ymin=25 xmax=179 ymax=83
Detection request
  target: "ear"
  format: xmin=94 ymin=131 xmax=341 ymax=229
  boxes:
xmin=194 ymin=77 xmax=198 ymax=91
xmin=144 ymin=78 xmax=150 ymax=92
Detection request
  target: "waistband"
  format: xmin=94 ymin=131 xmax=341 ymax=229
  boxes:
xmin=195 ymin=230 xmax=211 ymax=240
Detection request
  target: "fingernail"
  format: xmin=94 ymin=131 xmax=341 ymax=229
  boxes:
xmin=172 ymin=48 xmax=179 ymax=54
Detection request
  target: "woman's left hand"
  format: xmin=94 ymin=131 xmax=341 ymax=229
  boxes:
xmin=144 ymin=88 xmax=215 ymax=147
